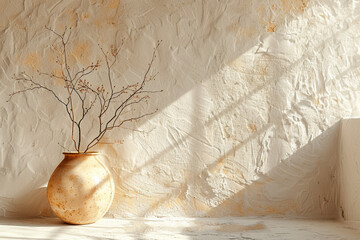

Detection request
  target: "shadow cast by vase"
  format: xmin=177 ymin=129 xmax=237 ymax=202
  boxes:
xmin=9 ymin=187 xmax=55 ymax=219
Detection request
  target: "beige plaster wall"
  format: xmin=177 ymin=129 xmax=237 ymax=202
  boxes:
xmin=339 ymin=118 xmax=360 ymax=221
xmin=1 ymin=0 xmax=360 ymax=218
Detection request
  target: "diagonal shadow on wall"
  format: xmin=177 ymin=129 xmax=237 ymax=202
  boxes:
xmin=104 ymin=9 xmax=358 ymax=216
xmin=207 ymin=121 xmax=340 ymax=218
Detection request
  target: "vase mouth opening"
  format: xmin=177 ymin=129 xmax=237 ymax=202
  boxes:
xmin=63 ymin=151 xmax=100 ymax=156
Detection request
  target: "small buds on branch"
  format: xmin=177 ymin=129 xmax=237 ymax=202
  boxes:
xmin=9 ymin=26 xmax=162 ymax=153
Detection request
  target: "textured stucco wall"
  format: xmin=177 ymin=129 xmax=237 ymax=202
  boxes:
xmin=1 ymin=0 xmax=360 ymax=218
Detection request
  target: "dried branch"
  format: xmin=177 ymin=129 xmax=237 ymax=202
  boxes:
xmin=9 ymin=27 xmax=162 ymax=153
xmin=8 ymin=74 xmax=67 ymax=106
xmin=83 ymin=40 xmax=162 ymax=152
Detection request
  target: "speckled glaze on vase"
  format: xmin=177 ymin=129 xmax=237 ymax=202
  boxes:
xmin=47 ymin=152 xmax=115 ymax=225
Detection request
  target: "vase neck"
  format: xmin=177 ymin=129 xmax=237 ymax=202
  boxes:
xmin=63 ymin=152 xmax=100 ymax=157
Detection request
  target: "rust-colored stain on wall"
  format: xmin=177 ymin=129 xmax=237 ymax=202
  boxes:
xmin=52 ymin=69 xmax=66 ymax=86
xmin=107 ymin=0 xmax=120 ymax=9
xmin=83 ymin=13 xmax=90 ymax=19
xmin=248 ymin=124 xmax=257 ymax=133
xmin=267 ymin=22 xmax=276 ymax=32
xmin=257 ymin=4 xmax=277 ymax=33
xmin=24 ymin=52 xmax=40 ymax=71
xmin=257 ymin=0 xmax=310 ymax=32
xmin=56 ymin=8 xmax=80 ymax=29
xmin=71 ymin=41 xmax=92 ymax=65
xmin=276 ymin=0 xmax=310 ymax=14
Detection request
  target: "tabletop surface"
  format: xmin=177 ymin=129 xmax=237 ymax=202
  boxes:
xmin=0 ymin=216 xmax=359 ymax=240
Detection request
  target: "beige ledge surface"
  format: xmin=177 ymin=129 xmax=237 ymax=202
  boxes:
xmin=0 ymin=217 xmax=359 ymax=240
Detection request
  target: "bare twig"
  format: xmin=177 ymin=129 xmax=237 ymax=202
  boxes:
xmin=9 ymin=27 xmax=162 ymax=153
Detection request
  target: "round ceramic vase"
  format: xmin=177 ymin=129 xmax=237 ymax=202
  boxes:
xmin=47 ymin=152 xmax=115 ymax=224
